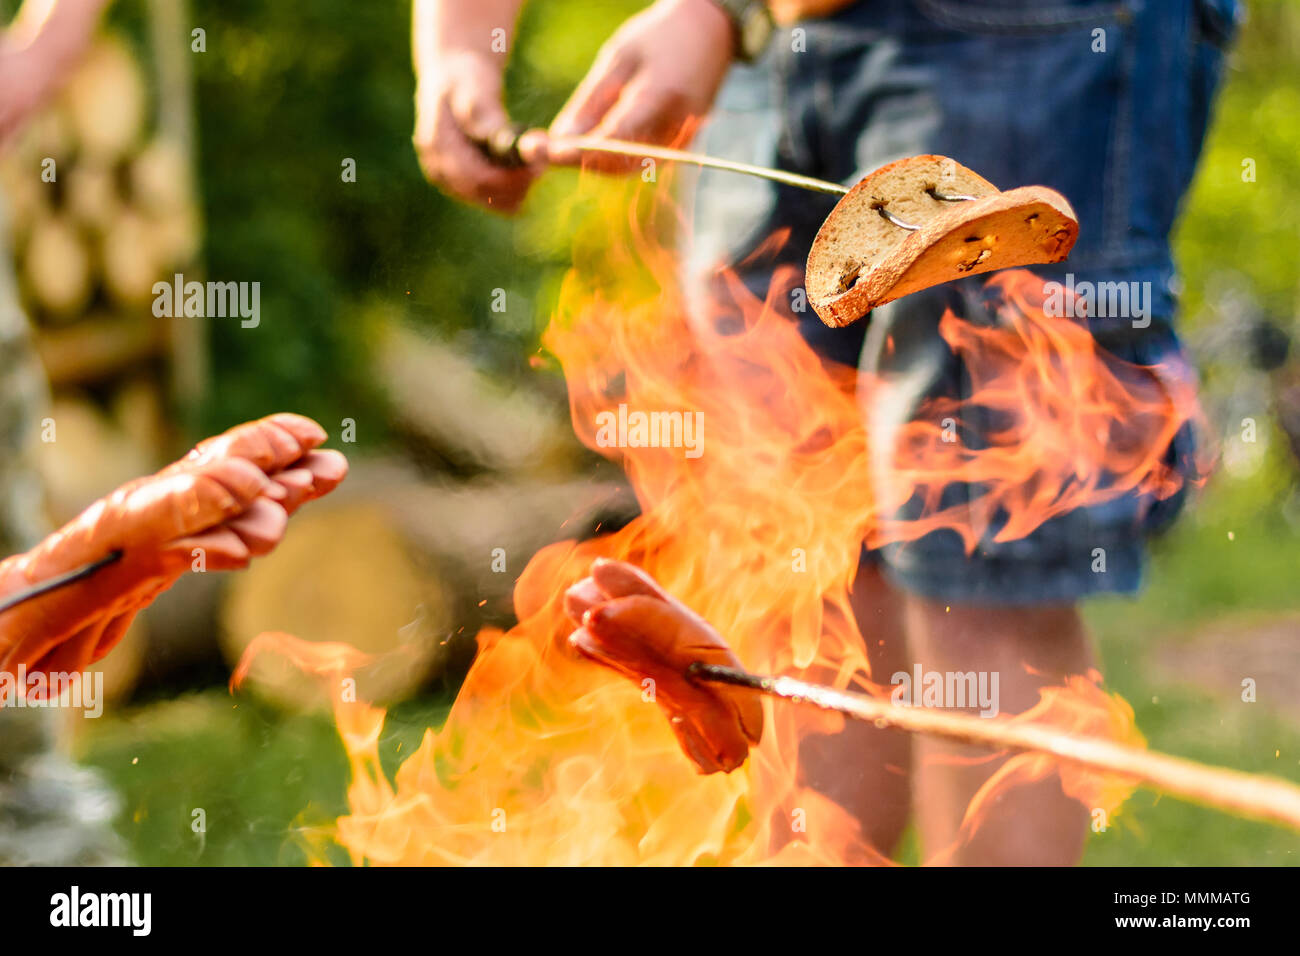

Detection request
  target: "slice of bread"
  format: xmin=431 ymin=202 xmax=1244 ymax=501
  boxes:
xmin=805 ymin=155 xmax=1078 ymax=328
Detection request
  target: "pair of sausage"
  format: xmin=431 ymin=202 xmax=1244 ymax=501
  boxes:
xmin=565 ymin=559 xmax=763 ymax=774
xmin=0 ymin=413 xmax=347 ymax=683
xmin=1 ymin=414 xmax=755 ymax=780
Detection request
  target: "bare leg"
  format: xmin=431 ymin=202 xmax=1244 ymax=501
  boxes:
xmin=905 ymin=597 xmax=1093 ymax=866
xmin=798 ymin=561 xmax=912 ymax=857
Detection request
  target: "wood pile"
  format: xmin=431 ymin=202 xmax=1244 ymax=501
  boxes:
xmin=1 ymin=35 xmax=200 ymax=364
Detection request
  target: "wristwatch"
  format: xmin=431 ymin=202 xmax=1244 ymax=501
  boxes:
xmin=708 ymin=0 xmax=776 ymax=63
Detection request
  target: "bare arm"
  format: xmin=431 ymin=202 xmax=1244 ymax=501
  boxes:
xmin=6 ymin=0 xmax=108 ymax=58
xmin=0 ymin=0 xmax=111 ymax=147
xmin=412 ymin=0 xmax=525 ymax=73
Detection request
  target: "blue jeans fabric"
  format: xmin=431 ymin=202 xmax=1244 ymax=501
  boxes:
xmin=685 ymin=0 xmax=1237 ymax=604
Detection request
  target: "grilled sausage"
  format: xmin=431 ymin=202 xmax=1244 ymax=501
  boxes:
xmin=0 ymin=414 xmax=347 ymax=684
xmin=565 ymin=558 xmax=762 ymax=773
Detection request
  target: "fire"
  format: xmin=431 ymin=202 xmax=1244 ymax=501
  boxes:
xmin=238 ymin=175 xmax=1205 ymax=865
xmin=943 ymin=670 xmax=1147 ymax=861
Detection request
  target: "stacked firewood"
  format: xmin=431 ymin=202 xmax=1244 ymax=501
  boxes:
xmin=0 ymin=32 xmax=198 ymax=449
xmin=1 ymin=35 xmax=199 ymax=356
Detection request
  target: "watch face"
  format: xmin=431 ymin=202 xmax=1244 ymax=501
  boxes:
xmin=741 ymin=6 xmax=774 ymax=59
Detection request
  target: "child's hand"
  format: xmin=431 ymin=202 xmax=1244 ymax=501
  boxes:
xmin=540 ymin=0 xmax=735 ymax=172
xmin=412 ymin=49 xmax=541 ymax=213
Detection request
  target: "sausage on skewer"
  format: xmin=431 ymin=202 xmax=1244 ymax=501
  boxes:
xmin=564 ymin=558 xmax=762 ymax=774
xmin=0 ymin=413 xmax=348 ymax=683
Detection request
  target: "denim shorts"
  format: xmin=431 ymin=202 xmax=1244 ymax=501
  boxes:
xmin=683 ymin=0 xmax=1237 ymax=604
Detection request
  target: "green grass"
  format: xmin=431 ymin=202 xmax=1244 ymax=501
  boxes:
xmin=1080 ymin=466 xmax=1300 ymax=865
xmin=78 ymin=693 xmax=349 ymax=866
xmin=77 ymin=691 xmax=451 ymax=866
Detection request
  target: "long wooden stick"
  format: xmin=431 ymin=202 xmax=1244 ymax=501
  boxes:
xmin=477 ymin=128 xmax=851 ymax=194
xmin=692 ymin=663 xmax=1300 ymax=832
xmin=555 ymin=135 xmax=852 ymax=196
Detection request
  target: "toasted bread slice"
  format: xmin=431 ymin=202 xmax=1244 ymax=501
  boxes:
xmin=806 ymin=155 xmax=1078 ymax=328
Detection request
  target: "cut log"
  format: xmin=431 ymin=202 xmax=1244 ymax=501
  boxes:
xmin=220 ymin=501 xmax=450 ymax=710
xmin=22 ymin=215 xmax=92 ymax=320
xmin=20 ymin=109 xmax=74 ymax=167
xmin=343 ymin=463 xmax=636 ymax=615
xmin=374 ymin=321 xmax=575 ymax=474
xmin=101 ymin=210 xmax=162 ymax=305
xmin=61 ymin=36 xmax=147 ymax=163
xmin=35 ymin=395 xmax=156 ymax=526
xmin=129 ymin=140 xmax=192 ymax=215
xmin=0 ymin=155 xmax=49 ymax=248
xmin=110 ymin=374 xmax=170 ymax=455
xmin=146 ymin=203 xmax=200 ymax=267
xmin=33 ymin=312 xmax=166 ymax=386
xmin=64 ymin=162 xmax=122 ymax=232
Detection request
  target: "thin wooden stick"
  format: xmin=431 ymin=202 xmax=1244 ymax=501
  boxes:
xmin=692 ymin=663 xmax=1300 ymax=832
xmin=557 ymin=135 xmax=851 ymax=196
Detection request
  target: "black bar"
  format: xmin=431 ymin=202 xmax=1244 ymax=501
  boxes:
xmin=0 ymin=865 xmax=1281 ymax=942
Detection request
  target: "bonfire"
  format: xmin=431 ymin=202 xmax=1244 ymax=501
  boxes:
xmin=223 ymin=158 xmax=1300 ymax=866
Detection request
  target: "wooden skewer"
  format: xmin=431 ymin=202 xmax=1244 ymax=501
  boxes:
xmin=0 ymin=551 xmax=123 ymax=616
xmin=556 ymin=135 xmax=851 ymax=196
xmin=691 ymin=663 xmax=1300 ymax=832
xmin=475 ymin=125 xmax=850 ymax=196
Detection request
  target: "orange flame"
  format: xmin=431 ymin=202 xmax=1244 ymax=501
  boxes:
xmin=952 ymin=670 xmax=1146 ymax=851
xmin=238 ymin=176 xmax=1205 ymax=865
